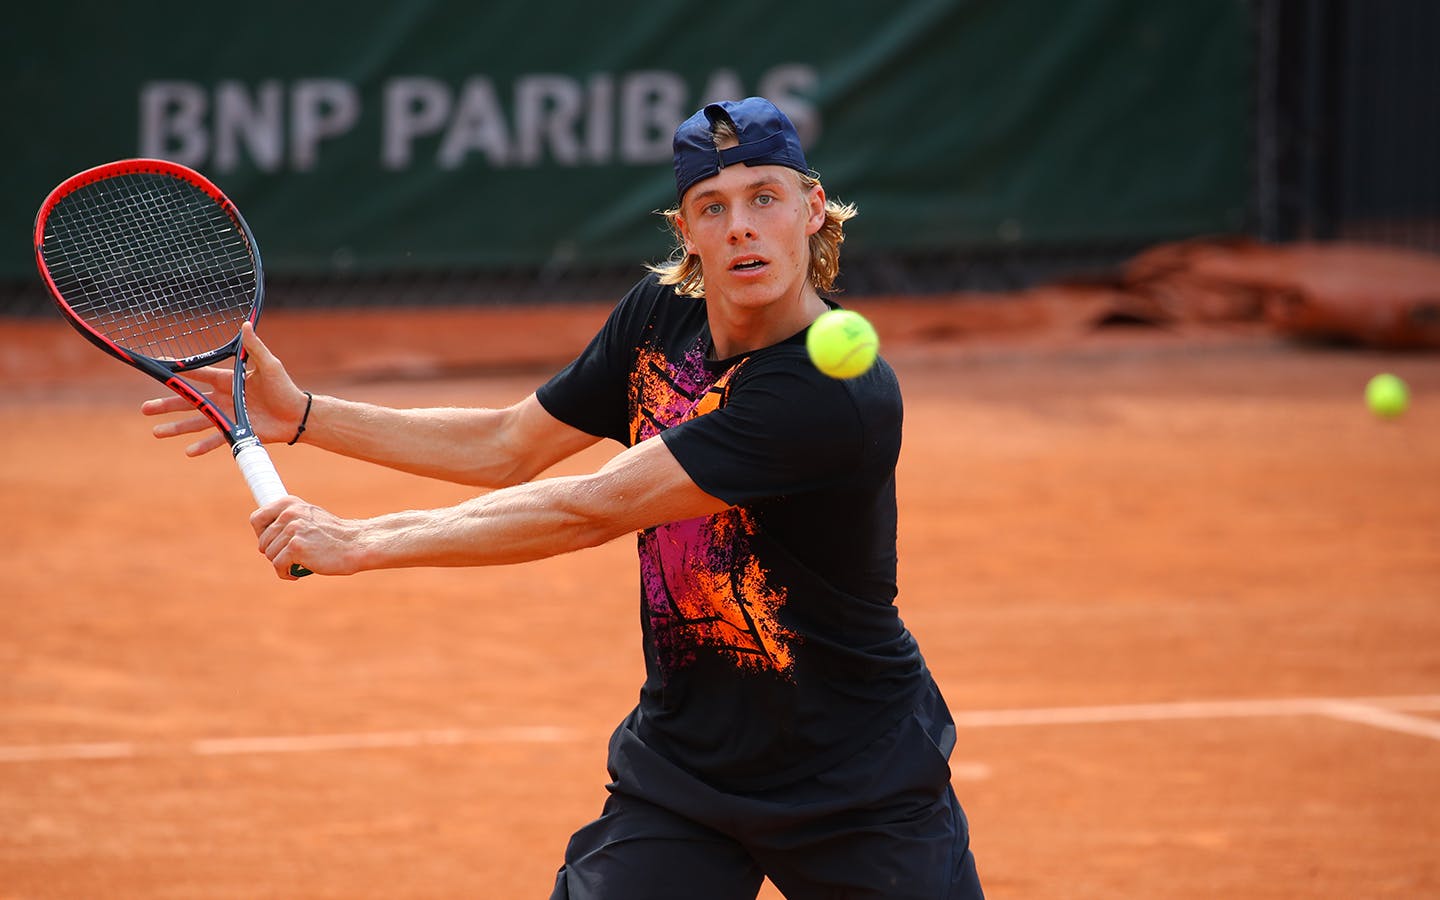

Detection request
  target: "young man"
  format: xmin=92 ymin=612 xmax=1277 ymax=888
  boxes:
xmin=146 ymin=97 xmax=984 ymax=899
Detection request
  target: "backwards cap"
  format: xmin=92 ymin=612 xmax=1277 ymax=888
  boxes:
xmin=672 ymin=97 xmax=809 ymax=200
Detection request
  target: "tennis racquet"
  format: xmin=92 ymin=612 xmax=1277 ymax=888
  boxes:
xmin=34 ymin=158 xmax=310 ymax=576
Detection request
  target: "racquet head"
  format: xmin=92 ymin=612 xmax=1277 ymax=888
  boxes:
xmin=34 ymin=160 xmax=311 ymax=577
xmin=34 ymin=158 xmax=264 ymax=373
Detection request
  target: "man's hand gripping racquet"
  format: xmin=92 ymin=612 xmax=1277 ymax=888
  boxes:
xmin=34 ymin=158 xmax=311 ymax=576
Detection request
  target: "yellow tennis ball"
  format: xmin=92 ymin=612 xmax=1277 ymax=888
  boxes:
xmin=1365 ymin=373 xmax=1409 ymax=419
xmin=807 ymin=309 xmax=879 ymax=379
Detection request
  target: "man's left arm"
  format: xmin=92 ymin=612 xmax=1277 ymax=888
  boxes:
xmin=250 ymin=436 xmax=729 ymax=579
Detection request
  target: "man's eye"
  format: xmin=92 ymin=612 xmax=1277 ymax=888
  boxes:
xmin=755 ymin=195 xmax=774 ymax=206
xmin=705 ymin=203 xmax=724 ymax=215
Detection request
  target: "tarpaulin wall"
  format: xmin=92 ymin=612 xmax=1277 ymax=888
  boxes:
xmin=3 ymin=0 xmax=1250 ymax=285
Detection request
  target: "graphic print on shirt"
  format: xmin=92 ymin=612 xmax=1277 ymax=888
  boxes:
xmin=630 ymin=341 xmax=798 ymax=679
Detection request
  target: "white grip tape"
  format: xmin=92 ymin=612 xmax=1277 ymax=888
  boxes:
xmin=234 ymin=440 xmax=288 ymax=506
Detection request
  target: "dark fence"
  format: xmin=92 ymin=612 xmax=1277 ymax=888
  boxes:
xmin=1255 ymin=0 xmax=1440 ymax=252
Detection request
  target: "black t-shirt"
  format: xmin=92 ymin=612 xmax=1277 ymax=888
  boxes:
xmin=537 ymin=274 xmax=926 ymax=790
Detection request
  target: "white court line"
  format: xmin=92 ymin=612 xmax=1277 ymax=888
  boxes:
xmin=2 ymin=695 xmax=1437 ymax=763
xmin=952 ymin=698 xmax=1318 ymax=727
xmin=0 ymin=741 xmax=138 ymax=763
xmin=193 ymin=725 xmax=578 ymax=756
xmin=1310 ymin=701 xmax=1440 ymax=742
xmin=952 ymin=694 xmax=1440 ymax=738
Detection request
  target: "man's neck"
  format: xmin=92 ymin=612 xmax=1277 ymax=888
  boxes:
xmin=707 ymin=286 xmax=828 ymax=360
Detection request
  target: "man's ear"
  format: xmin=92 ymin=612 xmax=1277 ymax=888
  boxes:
xmin=805 ymin=184 xmax=827 ymax=236
xmin=675 ymin=212 xmax=697 ymax=255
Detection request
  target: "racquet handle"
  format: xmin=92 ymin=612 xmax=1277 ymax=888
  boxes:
xmin=234 ymin=439 xmax=312 ymax=577
xmin=235 ymin=439 xmax=287 ymax=505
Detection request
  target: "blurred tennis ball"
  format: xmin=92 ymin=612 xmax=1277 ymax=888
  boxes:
xmin=1365 ymin=373 xmax=1409 ymax=419
xmin=807 ymin=309 xmax=878 ymax=379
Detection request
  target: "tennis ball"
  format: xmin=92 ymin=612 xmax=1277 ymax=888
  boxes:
xmin=807 ymin=309 xmax=879 ymax=379
xmin=1365 ymin=372 xmax=1409 ymax=419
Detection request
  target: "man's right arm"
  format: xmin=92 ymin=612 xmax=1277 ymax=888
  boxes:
xmin=143 ymin=322 xmax=601 ymax=488
xmin=295 ymin=391 xmax=600 ymax=487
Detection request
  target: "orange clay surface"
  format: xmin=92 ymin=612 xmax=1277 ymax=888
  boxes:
xmin=2 ymin=296 xmax=1438 ymax=899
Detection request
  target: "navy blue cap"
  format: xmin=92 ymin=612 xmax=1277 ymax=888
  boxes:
xmin=672 ymin=97 xmax=809 ymax=200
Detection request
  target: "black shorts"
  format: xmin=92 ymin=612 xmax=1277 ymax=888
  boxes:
xmin=551 ymin=679 xmax=984 ymax=900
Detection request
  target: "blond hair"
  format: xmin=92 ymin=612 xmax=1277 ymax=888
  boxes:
xmin=647 ymin=119 xmax=858 ymax=298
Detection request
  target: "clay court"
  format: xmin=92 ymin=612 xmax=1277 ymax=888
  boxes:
xmin=2 ymin=283 xmax=1439 ymax=897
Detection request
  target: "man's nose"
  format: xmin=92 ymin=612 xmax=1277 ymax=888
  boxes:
xmin=727 ymin=211 xmax=756 ymax=242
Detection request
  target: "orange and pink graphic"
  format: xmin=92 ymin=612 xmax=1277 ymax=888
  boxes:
xmin=629 ymin=341 xmax=798 ymax=679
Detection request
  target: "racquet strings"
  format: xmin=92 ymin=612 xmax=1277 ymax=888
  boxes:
xmin=40 ymin=172 xmax=258 ymax=364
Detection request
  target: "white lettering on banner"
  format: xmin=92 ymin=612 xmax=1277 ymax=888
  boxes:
xmin=699 ymin=69 xmax=747 ymax=110
xmin=436 ymin=78 xmax=511 ymax=169
xmin=759 ymin=65 xmax=819 ymax=145
xmin=619 ymin=71 xmax=688 ymax=164
xmin=140 ymin=81 xmax=209 ymax=164
xmin=516 ymin=75 xmax=584 ymax=166
xmin=138 ymin=66 xmax=819 ymax=174
xmin=384 ymin=77 xmax=455 ymax=168
xmin=143 ymin=79 xmax=360 ymax=172
xmin=215 ymin=80 xmax=283 ymax=172
xmin=292 ymin=80 xmax=361 ymax=170
xmin=584 ymin=74 xmax=614 ymax=164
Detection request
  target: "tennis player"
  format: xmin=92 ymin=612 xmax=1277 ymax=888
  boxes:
xmin=146 ymin=96 xmax=984 ymax=899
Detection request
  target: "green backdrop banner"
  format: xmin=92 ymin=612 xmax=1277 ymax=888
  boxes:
xmin=5 ymin=0 xmax=1250 ymax=280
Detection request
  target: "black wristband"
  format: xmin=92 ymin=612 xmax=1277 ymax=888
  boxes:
xmin=287 ymin=391 xmax=313 ymax=445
